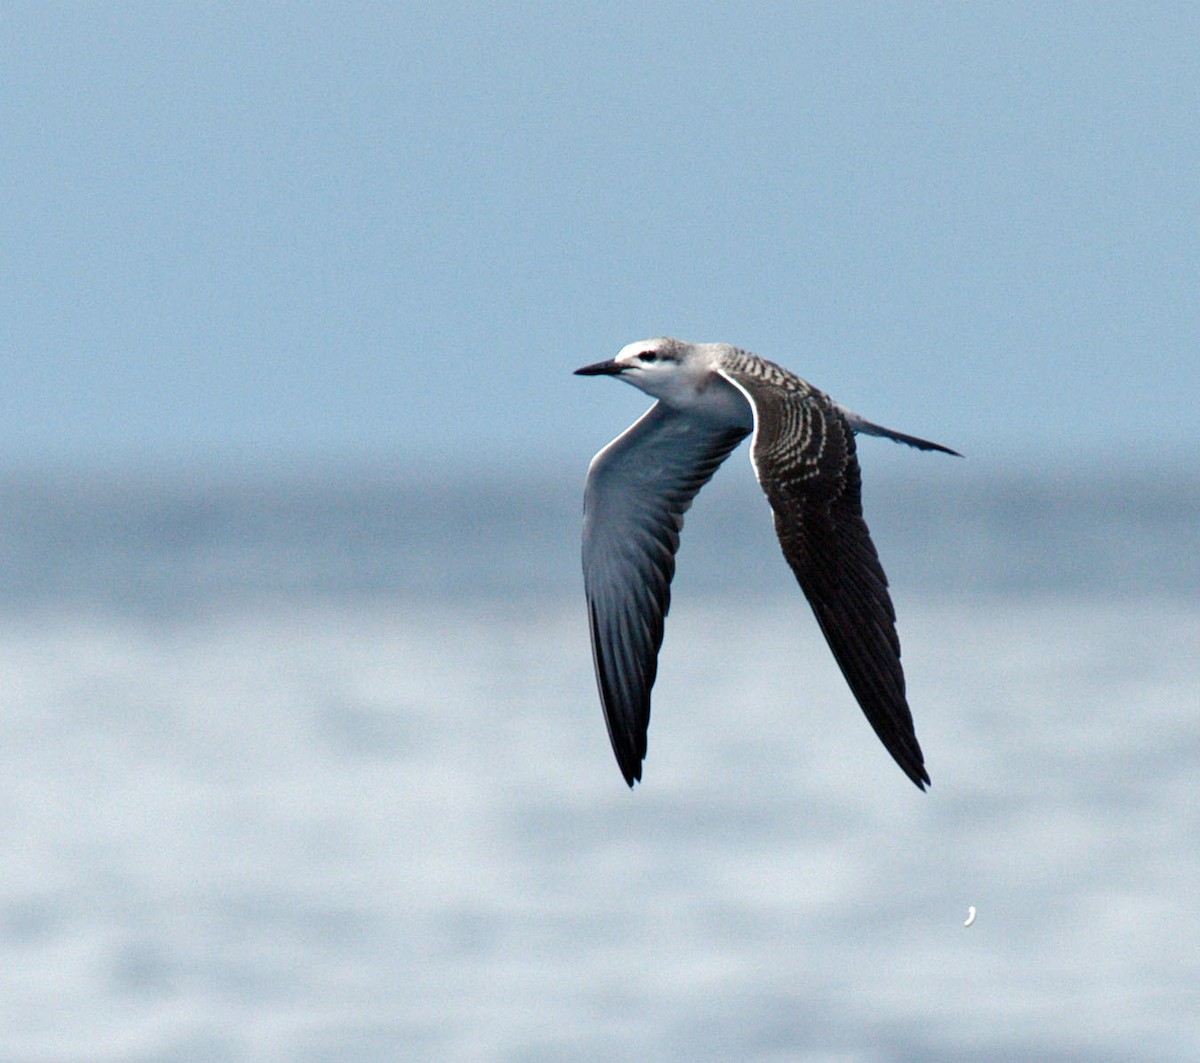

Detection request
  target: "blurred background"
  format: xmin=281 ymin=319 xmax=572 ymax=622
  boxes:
xmin=2 ymin=4 xmax=1197 ymax=1060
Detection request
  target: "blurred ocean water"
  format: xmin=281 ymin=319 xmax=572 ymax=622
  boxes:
xmin=0 ymin=467 xmax=1197 ymax=1061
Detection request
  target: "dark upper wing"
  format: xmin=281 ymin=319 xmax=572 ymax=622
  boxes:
xmin=717 ymin=361 xmax=930 ymax=789
xmin=582 ymin=399 xmax=751 ymax=786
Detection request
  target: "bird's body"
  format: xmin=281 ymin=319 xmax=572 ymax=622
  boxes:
xmin=576 ymin=338 xmax=959 ymax=790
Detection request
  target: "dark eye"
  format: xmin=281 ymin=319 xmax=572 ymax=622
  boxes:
xmin=637 ymin=350 xmax=657 ymax=363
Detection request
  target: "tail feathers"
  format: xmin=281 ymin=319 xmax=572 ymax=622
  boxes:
xmin=840 ymin=408 xmax=962 ymax=457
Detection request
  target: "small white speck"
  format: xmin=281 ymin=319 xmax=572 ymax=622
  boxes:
xmin=964 ymin=906 xmax=977 ymax=927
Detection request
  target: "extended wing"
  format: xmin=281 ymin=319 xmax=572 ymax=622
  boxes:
xmin=717 ymin=359 xmax=931 ymax=789
xmin=582 ymin=399 xmax=750 ymax=785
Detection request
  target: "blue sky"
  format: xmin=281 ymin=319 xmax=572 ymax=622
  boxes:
xmin=3 ymin=4 xmax=1196 ymax=475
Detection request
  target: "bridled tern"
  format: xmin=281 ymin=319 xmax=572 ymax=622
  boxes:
xmin=576 ymin=337 xmax=960 ymax=790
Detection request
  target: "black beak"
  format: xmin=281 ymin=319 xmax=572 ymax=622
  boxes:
xmin=574 ymin=358 xmax=625 ymax=377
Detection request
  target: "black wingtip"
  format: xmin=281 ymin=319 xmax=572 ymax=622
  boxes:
xmin=619 ymin=754 xmax=642 ymax=789
xmin=899 ymin=751 xmax=931 ymax=790
xmin=893 ymin=744 xmax=931 ymax=790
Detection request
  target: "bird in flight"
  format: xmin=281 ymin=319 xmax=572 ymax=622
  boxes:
xmin=576 ymin=337 xmax=959 ymax=790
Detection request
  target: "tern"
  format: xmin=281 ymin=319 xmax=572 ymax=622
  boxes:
xmin=576 ymin=337 xmax=959 ymax=790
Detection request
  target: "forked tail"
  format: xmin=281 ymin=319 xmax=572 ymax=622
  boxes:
xmin=840 ymin=408 xmax=962 ymax=456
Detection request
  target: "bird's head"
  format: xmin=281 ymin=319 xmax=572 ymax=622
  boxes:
xmin=574 ymin=337 xmax=712 ymax=404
